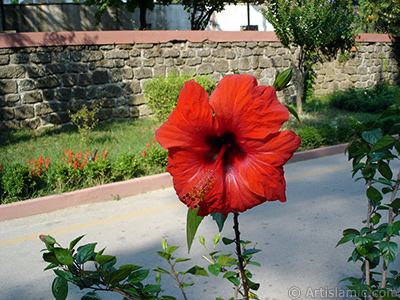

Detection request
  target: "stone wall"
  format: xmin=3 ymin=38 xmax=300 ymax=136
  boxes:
xmin=0 ymin=31 xmax=398 ymax=131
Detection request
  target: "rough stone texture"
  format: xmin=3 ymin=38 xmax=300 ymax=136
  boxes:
xmin=0 ymin=41 xmax=398 ymax=130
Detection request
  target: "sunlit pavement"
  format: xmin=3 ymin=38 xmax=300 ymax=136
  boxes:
xmin=0 ymin=153 xmax=387 ymax=300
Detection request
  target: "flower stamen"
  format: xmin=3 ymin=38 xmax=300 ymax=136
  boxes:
xmin=183 ymin=169 xmax=216 ymax=210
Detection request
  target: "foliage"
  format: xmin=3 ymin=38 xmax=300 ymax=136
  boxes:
xmin=69 ymin=101 xmax=103 ymax=143
xmin=40 ymin=230 xmax=261 ymax=299
xmin=1 ymin=163 xmax=35 ymax=203
xmin=113 ymin=153 xmax=143 ymax=181
xmin=261 ymin=0 xmax=355 ymax=114
xmin=179 ymin=0 xmax=262 ymax=30
xmin=329 ymin=82 xmax=399 ymax=113
xmin=144 ymin=72 xmax=217 ymax=124
xmin=297 ymin=125 xmax=325 ymax=150
xmin=337 ymin=89 xmax=400 ymax=298
xmin=77 ymin=0 xmax=172 ymax=29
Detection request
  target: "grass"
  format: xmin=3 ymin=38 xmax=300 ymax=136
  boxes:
xmin=0 ymin=118 xmax=159 ymax=166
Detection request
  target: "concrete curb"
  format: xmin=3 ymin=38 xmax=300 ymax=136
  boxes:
xmin=0 ymin=144 xmax=348 ymax=221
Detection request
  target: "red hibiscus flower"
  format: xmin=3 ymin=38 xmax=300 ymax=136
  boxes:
xmin=155 ymin=74 xmax=301 ymax=216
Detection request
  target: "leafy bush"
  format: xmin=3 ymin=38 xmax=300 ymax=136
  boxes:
xmin=1 ymin=163 xmax=35 ymax=203
xmin=113 ymin=153 xmax=143 ymax=181
xmin=84 ymin=158 xmax=113 ymax=186
xmin=69 ymin=100 xmax=103 ymax=142
xmin=144 ymin=71 xmax=217 ymax=124
xmin=329 ymin=83 xmax=398 ymax=113
xmin=297 ymin=125 xmax=325 ymax=150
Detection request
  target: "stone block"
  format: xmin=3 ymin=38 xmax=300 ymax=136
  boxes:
xmin=18 ymin=79 xmax=36 ymax=92
xmin=86 ymin=86 xmax=104 ymax=100
xmin=46 ymin=64 xmax=66 ymax=74
xmin=95 ymin=60 xmax=115 ymax=68
xmin=0 ymin=55 xmax=10 ymax=65
xmin=21 ymin=117 xmax=41 ymax=130
xmin=23 ymin=91 xmax=42 ymax=104
xmin=14 ymin=105 xmax=34 ymax=120
xmin=126 ymin=58 xmax=141 ymax=67
xmin=30 ymin=52 xmax=51 ymax=64
xmin=37 ymin=76 xmax=61 ymax=89
xmin=0 ymin=107 xmax=14 ymax=120
xmin=42 ymin=89 xmax=55 ymax=101
xmin=53 ymin=52 xmax=70 ymax=63
xmin=81 ymin=50 xmax=104 ymax=62
xmin=211 ymin=48 xmax=225 ymax=58
xmin=130 ymin=106 xmax=140 ymax=118
xmin=134 ymin=68 xmax=152 ymax=80
xmin=198 ymin=49 xmax=211 ymax=57
xmin=35 ymin=102 xmax=58 ymax=116
xmin=122 ymin=68 xmax=133 ymax=80
xmin=103 ymin=85 xmax=123 ymax=98
xmin=188 ymin=42 xmax=203 ymax=48
xmin=128 ymin=94 xmax=146 ymax=106
xmin=238 ymin=58 xmax=251 ymax=70
xmin=92 ymin=70 xmax=109 ymax=85
xmin=112 ymin=107 xmax=130 ymax=118
xmin=197 ymin=63 xmax=214 ymax=75
xmin=226 ymin=50 xmax=236 ymax=59
xmin=72 ymin=87 xmax=87 ymax=100
xmin=124 ymin=81 xmax=141 ymax=95
xmin=181 ymin=50 xmax=196 ymax=58
xmin=130 ymin=49 xmax=141 ymax=57
xmin=62 ymin=74 xmax=78 ymax=87
xmin=144 ymin=48 xmax=161 ymax=58
xmin=10 ymin=53 xmax=29 ymax=64
xmin=43 ymin=112 xmax=69 ymax=124
xmin=258 ymin=57 xmax=272 ymax=69
xmin=187 ymin=57 xmax=202 ymax=66
xmin=71 ymin=51 xmax=82 ymax=62
xmin=143 ymin=59 xmax=156 ymax=67
xmin=96 ymin=108 xmax=112 ymax=121
xmin=135 ymin=44 xmax=154 ymax=49
xmin=67 ymin=63 xmax=88 ymax=73
xmin=5 ymin=94 xmax=20 ymax=106
xmin=241 ymin=49 xmax=253 ymax=57
xmin=0 ymin=65 xmax=25 ymax=79
xmin=0 ymin=96 xmax=5 ymax=107
xmin=55 ymin=88 xmax=72 ymax=102
xmin=78 ymin=73 xmax=92 ymax=86
xmin=109 ymin=69 xmax=122 ymax=83
xmin=105 ymin=50 xmax=129 ymax=59
xmin=1 ymin=120 xmax=20 ymax=130
xmin=161 ymin=49 xmax=180 ymax=58
xmin=0 ymin=80 xmax=17 ymax=95
xmin=215 ymin=60 xmax=229 ymax=73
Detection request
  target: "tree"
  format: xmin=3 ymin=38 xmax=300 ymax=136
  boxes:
xmin=81 ymin=0 xmax=172 ymax=30
xmin=262 ymin=0 xmax=355 ymax=115
xmin=180 ymin=0 xmax=263 ymax=30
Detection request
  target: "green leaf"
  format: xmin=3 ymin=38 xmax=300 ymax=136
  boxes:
xmin=208 ymin=263 xmax=221 ymax=276
xmin=227 ymin=276 xmax=241 ymax=286
xmin=76 ymin=243 xmax=96 ymax=264
xmin=43 ymin=252 xmax=59 ymax=265
xmin=211 ymin=213 xmax=228 ymax=232
xmin=243 ymin=249 xmax=261 ymax=256
xmin=378 ymin=160 xmax=393 ymax=180
xmin=222 ymin=271 xmax=237 ymax=278
xmin=167 ymin=246 xmax=179 ymax=254
xmin=353 ymin=236 xmax=373 ymax=256
xmin=176 ymin=258 xmax=191 ymax=263
xmin=285 ymin=104 xmax=301 ymax=122
xmin=367 ymin=186 xmax=383 ymax=202
xmin=217 ymin=254 xmax=231 ymax=266
xmin=273 ymin=67 xmax=292 ymax=91
xmin=343 ymin=228 xmax=360 ymax=236
xmin=389 ymin=198 xmax=400 ymax=212
xmin=153 ymin=266 xmax=170 ymax=275
xmin=54 ymin=269 xmax=73 ymax=282
xmin=379 ymin=241 xmax=398 ymax=266
xmin=387 ymin=221 xmax=400 ymax=236
xmin=104 ymin=266 xmax=134 ymax=284
xmin=142 ymin=284 xmax=161 ymax=294
xmin=372 ymin=135 xmax=396 ymax=153
xmin=54 ymin=248 xmax=74 ymax=266
xmin=81 ymin=292 xmax=101 ymax=300
xmin=379 ymin=104 xmax=400 ymax=120
xmin=186 ymin=207 xmax=204 ymax=253
xmin=128 ymin=269 xmax=150 ymax=283
xmin=52 ymin=277 xmax=68 ymax=300
xmin=362 ymin=129 xmax=382 ymax=145
xmin=371 ymin=213 xmax=382 ymax=226
xmin=185 ymin=265 xmax=209 ymax=277
xmin=69 ymin=235 xmax=85 ymax=250
xmin=222 ymin=237 xmax=235 ymax=245
xmin=95 ymin=253 xmax=116 ymax=266
xmin=336 ymin=234 xmax=355 ymax=247
xmin=157 ymin=251 xmax=171 ymax=260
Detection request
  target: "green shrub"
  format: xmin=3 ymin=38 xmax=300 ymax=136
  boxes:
xmin=83 ymin=158 xmax=113 ymax=186
xmin=329 ymin=83 xmax=398 ymax=113
xmin=1 ymin=163 xmax=35 ymax=202
xmin=145 ymin=147 xmax=168 ymax=168
xmin=144 ymin=71 xmax=217 ymax=124
xmin=297 ymin=125 xmax=325 ymax=150
xmin=113 ymin=153 xmax=143 ymax=181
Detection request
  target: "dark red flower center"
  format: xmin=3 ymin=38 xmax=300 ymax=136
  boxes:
xmin=204 ymin=132 xmax=246 ymax=171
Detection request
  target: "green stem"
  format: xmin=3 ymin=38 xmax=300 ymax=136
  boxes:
xmin=233 ymin=212 xmax=249 ymax=300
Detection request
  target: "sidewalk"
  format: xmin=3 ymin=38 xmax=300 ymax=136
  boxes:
xmin=0 ymin=152 xmax=371 ymax=300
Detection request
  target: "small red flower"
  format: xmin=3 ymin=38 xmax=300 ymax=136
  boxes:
xmin=155 ymin=75 xmax=301 ymax=216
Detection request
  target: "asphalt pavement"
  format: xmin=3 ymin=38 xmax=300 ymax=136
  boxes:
xmin=0 ymin=153 xmax=383 ymax=300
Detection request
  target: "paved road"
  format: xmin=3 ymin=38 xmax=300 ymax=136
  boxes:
xmin=0 ymin=153 xmax=381 ymax=300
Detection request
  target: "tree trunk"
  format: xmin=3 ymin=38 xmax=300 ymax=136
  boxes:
xmin=139 ymin=1 xmax=147 ymax=30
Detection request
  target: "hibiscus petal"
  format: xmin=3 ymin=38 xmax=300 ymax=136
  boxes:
xmin=155 ymin=80 xmax=215 ymax=149
xmin=209 ymin=75 xmax=289 ymax=140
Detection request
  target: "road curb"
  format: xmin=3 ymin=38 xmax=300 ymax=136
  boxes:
xmin=0 ymin=144 xmax=348 ymax=221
